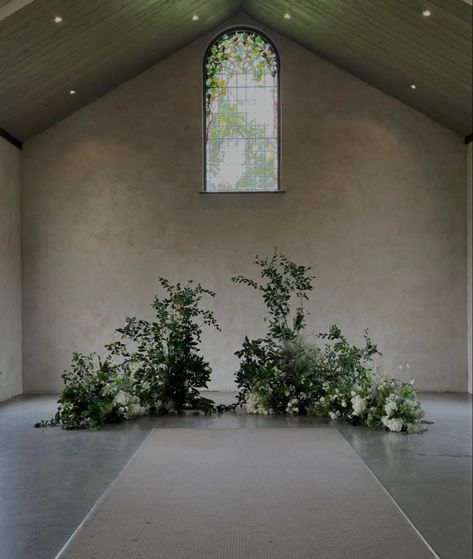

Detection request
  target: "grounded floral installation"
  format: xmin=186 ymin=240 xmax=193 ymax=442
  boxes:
xmin=232 ymin=252 xmax=425 ymax=433
xmin=36 ymin=279 xmax=220 ymax=429
xmin=36 ymin=254 xmax=426 ymax=433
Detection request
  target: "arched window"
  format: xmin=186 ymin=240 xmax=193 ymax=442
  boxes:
xmin=204 ymin=28 xmax=280 ymax=192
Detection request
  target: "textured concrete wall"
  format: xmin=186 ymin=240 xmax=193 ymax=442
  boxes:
xmin=0 ymin=137 xmax=22 ymax=401
xmin=21 ymin=16 xmax=468 ymax=393
xmin=468 ymin=142 xmax=472 ymax=394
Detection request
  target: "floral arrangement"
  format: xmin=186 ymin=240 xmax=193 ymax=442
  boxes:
xmin=233 ymin=252 xmax=426 ymax=433
xmin=36 ymin=279 xmax=219 ymax=429
xmin=36 ymin=255 xmax=426 ymax=433
xmin=35 ymin=353 xmax=144 ymax=429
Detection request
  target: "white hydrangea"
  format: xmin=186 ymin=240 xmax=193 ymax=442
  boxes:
xmin=113 ymin=390 xmax=131 ymax=406
xmin=329 ymin=410 xmax=341 ymax=420
xmin=351 ymin=395 xmax=367 ymax=416
xmin=112 ymin=391 xmax=145 ymax=419
xmin=286 ymin=398 xmax=300 ymax=415
xmin=126 ymin=400 xmax=145 ymax=418
xmin=381 ymin=416 xmax=404 ymax=432
xmin=245 ymin=391 xmax=268 ymax=415
xmin=384 ymin=399 xmax=398 ymax=416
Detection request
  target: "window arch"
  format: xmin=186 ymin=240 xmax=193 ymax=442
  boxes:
xmin=204 ymin=28 xmax=280 ymax=192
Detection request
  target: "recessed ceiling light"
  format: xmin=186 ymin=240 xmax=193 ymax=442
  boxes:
xmin=69 ymin=89 xmax=76 ymax=95
xmin=53 ymin=15 xmax=63 ymax=23
xmin=422 ymin=9 xmax=432 ymax=17
xmin=410 ymin=84 xmax=417 ymax=90
xmin=192 ymin=14 xmax=199 ymax=21
xmin=284 ymin=12 xmax=291 ymax=19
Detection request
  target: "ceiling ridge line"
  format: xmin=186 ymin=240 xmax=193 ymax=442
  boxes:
xmin=0 ymin=127 xmax=22 ymax=150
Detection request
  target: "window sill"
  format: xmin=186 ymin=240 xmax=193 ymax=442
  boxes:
xmin=200 ymin=190 xmax=285 ymax=195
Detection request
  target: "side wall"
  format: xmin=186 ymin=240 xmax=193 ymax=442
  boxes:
xmin=21 ymin=16 xmax=468 ymax=393
xmin=0 ymin=137 xmax=22 ymax=401
xmin=468 ymin=142 xmax=472 ymax=394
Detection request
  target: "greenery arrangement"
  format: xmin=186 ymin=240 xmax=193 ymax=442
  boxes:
xmin=232 ymin=252 xmax=425 ymax=433
xmin=36 ymin=254 xmax=426 ymax=433
xmin=35 ymin=353 xmax=143 ymax=429
xmin=36 ymin=279 xmax=219 ymax=429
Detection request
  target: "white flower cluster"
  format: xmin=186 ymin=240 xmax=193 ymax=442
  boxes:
xmin=286 ymin=398 xmax=300 ymax=415
xmin=245 ymin=391 xmax=273 ymax=415
xmin=380 ymin=394 xmax=404 ymax=432
xmin=381 ymin=416 xmax=403 ymax=432
xmin=113 ymin=390 xmax=145 ymax=419
xmin=350 ymin=395 xmax=367 ymax=416
xmin=384 ymin=398 xmax=398 ymax=416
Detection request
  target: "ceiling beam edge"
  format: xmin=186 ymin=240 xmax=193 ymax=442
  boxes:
xmin=0 ymin=0 xmax=35 ymax=21
xmin=0 ymin=127 xmax=22 ymax=150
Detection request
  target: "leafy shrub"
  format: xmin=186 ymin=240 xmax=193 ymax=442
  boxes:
xmin=35 ymin=353 xmax=142 ymax=429
xmin=233 ymin=252 xmax=426 ymax=432
xmin=37 ymin=279 xmax=219 ymax=429
xmin=106 ymin=278 xmax=219 ymax=414
xmin=233 ymin=251 xmax=315 ymax=413
xmin=307 ymin=325 xmax=380 ymax=418
xmin=233 ymin=252 xmax=314 ymax=342
xmin=363 ymin=376 xmax=425 ymax=433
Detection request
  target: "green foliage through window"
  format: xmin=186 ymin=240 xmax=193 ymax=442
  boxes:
xmin=205 ymin=29 xmax=279 ymax=192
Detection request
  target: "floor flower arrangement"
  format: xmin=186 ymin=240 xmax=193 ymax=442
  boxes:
xmin=232 ymin=253 xmax=425 ymax=433
xmin=36 ymin=253 xmax=426 ymax=433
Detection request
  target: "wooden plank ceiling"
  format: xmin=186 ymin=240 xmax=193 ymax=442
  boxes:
xmin=244 ymin=0 xmax=472 ymax=138
xmin=0 ymin=0 xmax=471 ymax=142
xmin=0 ymin=0 xmax=240 ymax=141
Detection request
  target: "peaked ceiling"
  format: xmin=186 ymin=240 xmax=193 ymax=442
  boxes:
xmin=0 ymin=0 xmax=471 ymax=143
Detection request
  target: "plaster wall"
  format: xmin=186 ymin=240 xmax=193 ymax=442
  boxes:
xmin=0 ymin=137 xmax=22 ymax=401
xmin=21 ymin=16 xmax=468 ymax=393
xmin=468 ymin=142 xmax=472 ymax=394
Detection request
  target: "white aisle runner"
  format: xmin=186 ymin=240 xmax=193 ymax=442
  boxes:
xmin=56 ymin=428 xmax=437 ymax=559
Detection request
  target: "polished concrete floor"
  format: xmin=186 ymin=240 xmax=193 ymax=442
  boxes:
xmin=0 ymin=393 xmax=471 ymax=559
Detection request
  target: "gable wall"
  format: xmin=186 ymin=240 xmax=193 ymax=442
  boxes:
xmin=21 ymin=15 xmax=468 ymax=393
